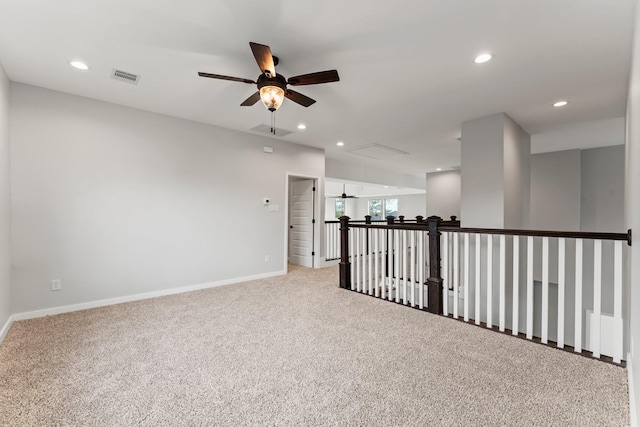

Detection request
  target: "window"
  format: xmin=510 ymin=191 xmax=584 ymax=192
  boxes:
xmin=335 ymin=199 xmax=345 ymax=218
xmin=369 ymin=198 xmax=398 ymax=220
xmin=385 ymin=198 xmax=398 ymax=218
xmin=368 ymin=199 xmax=382 ymax=220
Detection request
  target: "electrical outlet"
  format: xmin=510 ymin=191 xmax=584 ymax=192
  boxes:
xmin=264 ymin=255 xmax=270 ymax=262
xmin=51 ymin=279 xmax=62 ymax=291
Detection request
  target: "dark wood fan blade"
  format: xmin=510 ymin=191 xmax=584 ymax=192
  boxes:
xmin=287 ymin=70 xmax=339 ymax=86
xmin=198 ymin=72 xmax=255 ymax=84
xmin=285 ymin=89 xmax=316 ymax=107
xmin=240 ymin=91 xmax=261 ymax=106
xmin=249 ymin=42 xmax=276 ymax=78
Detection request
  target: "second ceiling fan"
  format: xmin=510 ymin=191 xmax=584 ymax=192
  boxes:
xmin=328 ymin=184 xmax=359 ymax=199
xmin=199 ymin=42 xmax=340 ymax=112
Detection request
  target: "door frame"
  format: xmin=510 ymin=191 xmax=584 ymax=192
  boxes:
xmin=285 ymin=173 xmax=322 ymax=273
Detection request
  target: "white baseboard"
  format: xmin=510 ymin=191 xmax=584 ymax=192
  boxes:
xmin=317 ymin=258 xmax=339 ymax=268
xmin=0 ymin=314 xmax=14 ymax=344
xmin=10 ymin=270 xmax=286 ymax=323
xmin=630 ymin=353 xmax=638 ymax=427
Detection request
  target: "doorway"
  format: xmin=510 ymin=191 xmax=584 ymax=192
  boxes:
xmin=287 ymin=176 xmax=317 ymax=268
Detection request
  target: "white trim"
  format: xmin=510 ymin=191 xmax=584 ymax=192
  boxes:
xmin=11 ymin=270 xmax=285 ymax=322
xmin=285 ymin=172 xmax=322 ymax=271
xmin=318 ymin=258 xmax=339 ymax=268
xmin=0 ymin=314 xmax=15 ymax=344
xmin=631 ymin=355 xmax=637 ymax=427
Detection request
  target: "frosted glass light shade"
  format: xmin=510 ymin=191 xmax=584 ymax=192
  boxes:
xmin=260 ymin=86 xmax=285 ymax=111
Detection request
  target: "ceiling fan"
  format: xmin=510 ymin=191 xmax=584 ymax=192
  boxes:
xmin=198 ymin=42 xmax=340 ymax=112
xmin=328 ymin=184 xmax=359 ymax=199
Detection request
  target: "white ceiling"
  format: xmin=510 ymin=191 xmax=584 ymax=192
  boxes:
xmin=0 ymin=0 xmax=634 ymax=177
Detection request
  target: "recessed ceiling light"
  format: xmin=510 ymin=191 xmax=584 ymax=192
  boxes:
xmin=436 ymin=168 xmax=442 ymax=171
xmin=474 ymin=53 xmax=492 ymax=64
xmin=70 ymin=60 xmax=89 ymax=70
xmin=336 ymin=141 xmax=344 ymax=147
xmin=553 ymin=100 xmax=569 ymax=107
xmin=297 ymin=123 xmax=307 ymax=130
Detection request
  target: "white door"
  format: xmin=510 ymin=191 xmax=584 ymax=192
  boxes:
xmin=289 ymin=179 xmax=315 ymax=267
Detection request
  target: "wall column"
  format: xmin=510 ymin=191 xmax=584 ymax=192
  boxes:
xmin=460 ymin=113 xmax=530 ymax=228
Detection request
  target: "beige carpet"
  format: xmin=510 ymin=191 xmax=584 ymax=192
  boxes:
xmin=0 ymin=264 xmax=629 ymax=426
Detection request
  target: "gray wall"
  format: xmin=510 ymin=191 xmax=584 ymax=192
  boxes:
xmin=426 ymin=170 xmax=461 ymax=220
xmin=10 ymin=83 xmax=325 ymax=314
xmin=626 ymin=3 xmax=640 ymax=423
xmin=530 ymin=150 xmax=581 ymax=231
xmin=503 ymin=114 xmax=530 ymax=229
xmin=0 ymin=64 xmax=10 ymax=331
xmin=581 ymin=145 xmax=626 ymax=233
xmin=461 ymin=113 xmax=505 ymax=228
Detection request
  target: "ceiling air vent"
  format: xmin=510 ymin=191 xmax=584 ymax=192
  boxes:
xmin=111 ymin=69 xmax=140 ymax=85
xmin=250 ymin=124 xmax=292 ymax=137
xmin=349 ymin=144 xmax=409 ymax=160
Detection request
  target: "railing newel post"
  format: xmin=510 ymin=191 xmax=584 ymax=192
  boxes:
xmin=416 ymin=216 xmax=424 ymax=224
xmin=387 ymin=216 xmax=395 ymax=225
xmin=399 ymin=215 xmax=405 ymax=223
xmin=426 ymin=215 xmax=443 ymax=314
xmin=339 ymin=216 xmax=351 ymax=289
xmin=365 ymin=215 xmax=372 ymax=225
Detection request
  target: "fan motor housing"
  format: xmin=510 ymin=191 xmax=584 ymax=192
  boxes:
xmin=257 ymin=73 xmax=287 ymax=91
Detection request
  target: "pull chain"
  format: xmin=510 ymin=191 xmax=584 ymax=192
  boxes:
xmin=270 ymin=111 xmax=276 ymax=135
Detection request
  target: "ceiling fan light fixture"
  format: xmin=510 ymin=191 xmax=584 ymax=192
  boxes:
xmin=259 ymin=85 xmax=285 ymax=111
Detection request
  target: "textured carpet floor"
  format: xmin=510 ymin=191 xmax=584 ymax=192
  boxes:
xmin=0 ymin=265 xmax=629 ymax=426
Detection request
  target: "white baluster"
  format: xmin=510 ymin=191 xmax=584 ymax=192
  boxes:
xmin=486 ymin=234 xmax=493 ymax=328
xmin=368 ymin=228 xmax=373 ymax=295
xmin=574 ymin=239 xmax=583 ymax=353
xmin=453 ymin=232 xmax=459 ymax=319
xmin=361 ymin=228 xmax=366 ymax=294
xmin=592 ymin=240 xmax=602 ymax=359
xmin=464 ymin=233 xmax=470 ymax=322
xmin=499 ymin=234 xmax=506 ymax=332
xmin=381 ymin=228 xmax=387 ymax=299
xmin=512 ymin=236 xmax=519 ymax=336
xmin=356 ymin=228 xmax=365 ymax=292
xmin=419 ymin=231 xmax=424 ymax=309
xmin=395 ymin=229 xmax=400 ymax=303
xmin=403 ymin=230 xmax=408 ymax=305
xmin=350 ymin=228 xmax=355 ymax=291
xmin=410 ymin=230 xmax=416 ymax=307
xmin=388 ymin=230 xmax=393 ymax=302
xmin=526 ymin=236 xmax=533 ymax=340
xmin=542 ymin=237 xmax=549 ymax=344
xmin=475 ymin=234 xmax=481 ymax=326
xmin=614 ymin=240 xmax=623 ymax=364
xmin=557 ymin=238 xmax=565 ymax=348
xmin=443 ymin=232 xmax=449 ymax=316
xmin=374 ymin=228 xmax=380 ymax=298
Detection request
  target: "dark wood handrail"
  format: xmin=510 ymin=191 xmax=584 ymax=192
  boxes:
xmin=345 ymin=223 xmax=630 ymax=245
xmin=439 ymin=226 xmax=630 ymax=245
